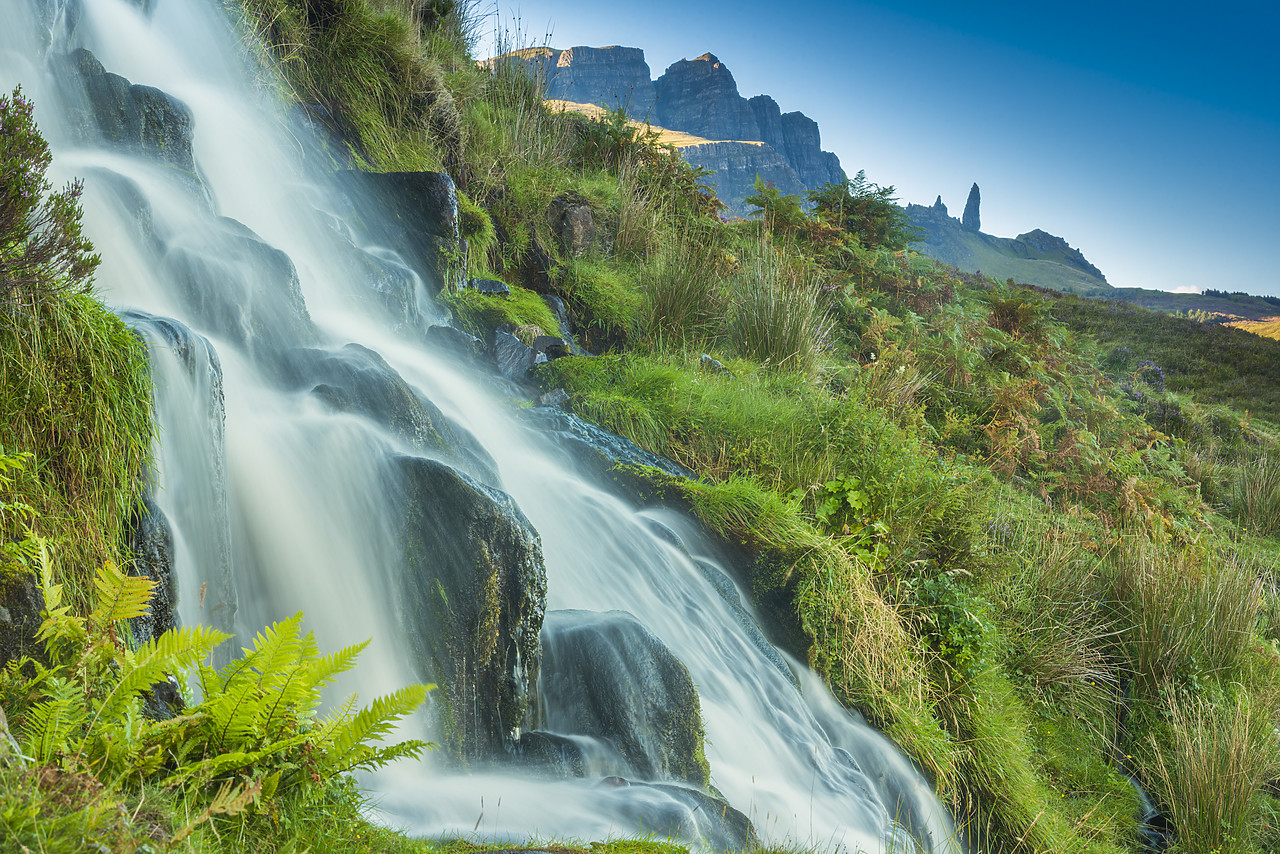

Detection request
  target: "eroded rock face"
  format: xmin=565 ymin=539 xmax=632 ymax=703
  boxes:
xmin=127 ymin=495 xmax=176 ymax=646
xmin=59 ymin=48 xmax=195 ymax=173
xmin=655 ymin=53 xmax=758 ymax=143
xmin=536 ymin=609 xmax=709 ymax=787
xmin=548 ymin=46 xmax=656 ymax=120
xmin=394 ymin=456 xmax=547 ymax=761
xmin=962 ymin=182 xmax=981 ymax=232
xmin=680 ymin=141 xmax=806 ymax=217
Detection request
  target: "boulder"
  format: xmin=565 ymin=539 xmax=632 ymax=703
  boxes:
xmin=281 ymin=343 xmax=499 ymax=485
xmin=466 ymin=277 xmax=511 ymax=296
xmin=493 ymin=330 xmax=537 ymax=380
xmin=0 ymin=568 xmax=46 ymax=669
xmin=426 ymin=324 xmax=485 ymax=362
xmin=336 ymin=170 xmax=465 ymax=293
xmin=537 ymin=609 xmax=709 ymax=787
xmin=60 ymin=49 xmax=195 ymax=173
xmin=549 ymin=197 xmax=596 ymax=257
xmin=393 ymin=456 xmax=547 ymax=760
xmin=161 ymin=216 xmax=316 ymax=362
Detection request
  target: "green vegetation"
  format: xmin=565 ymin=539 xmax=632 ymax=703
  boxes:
xmin=9 ymin=2 xmax=1280 ymax=853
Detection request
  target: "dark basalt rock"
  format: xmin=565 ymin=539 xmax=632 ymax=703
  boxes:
xmin=0 ymin=568 xmax=46 ymax=669
xmin=59 ymin=48 xmax=195 ymax=173
xmin=466 ymin=277 xmax=512 ymax=296
xmin=161 ymin=216 xmax=316 ymax=362
xmin=537 ymin=609 xmax=709 ymax=787
xmin=549 ymin=197 xmax=596 ymax=257
xmin=336 ymin=170 xmax=465 ymax=293
xmin=494 ymin=330 xmax=537 ymax=380
xmin=679 ymin=141 xmax=805 ymax=218
xmin=281 ymin=343 xmax=499 ymax=485
xmin=426 ymin=324 xmax=485 ymax=362
xmin=393 ymin=456 xmax=547 ymax=761
xmin=126 ymin=494 xmax=176 ymax=646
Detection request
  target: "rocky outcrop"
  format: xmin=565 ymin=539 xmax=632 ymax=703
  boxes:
xmin=59 ymin=48 xmax=195 ymax=173
xmin=962 ymin=182 xmax=981 ymax=232
xmin=494 ymin=46 xmax=844 ymax=211
xmin=394 ymin=456 xmax=547 ymax=761
xmin=654 ymin=53 xmax=759 ymax=143
xmin=336 ymin=170 xmax=466 ymax=294
xmin=680 ymin=142 xmax=806 ymax=218
xmin=127 ymin=495 xmax=176 ymax=645
xmin=907 ymin=189 xmax=1111 ymax=294
xmin=0 ymin=569 xmax=46 ymax=669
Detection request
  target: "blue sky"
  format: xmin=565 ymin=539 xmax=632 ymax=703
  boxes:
xmin=482 ymin=0 xmax=1280 ymax=297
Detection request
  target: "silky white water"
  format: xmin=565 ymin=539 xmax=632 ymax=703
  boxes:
xmin=0 ymin=2 xmax=961 ymax=851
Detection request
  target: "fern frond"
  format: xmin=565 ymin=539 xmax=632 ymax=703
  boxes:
xmin=21 ymin=678 xmax=85 ymax=763
xmin=89 ymin=561 xmax=156 ymax=629
xmin=79 ymin=624 xmax=229 ymax=753
xmin=319 ymin=683 xmax=429 ymax=775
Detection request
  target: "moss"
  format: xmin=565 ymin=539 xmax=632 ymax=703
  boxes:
xmin=457 ymin=191 xmax=496 ymax=277
xmin=437 ymin=283 xmax=561 ymax=340
xmin=556 ymin=258 xmax=642 ymax=351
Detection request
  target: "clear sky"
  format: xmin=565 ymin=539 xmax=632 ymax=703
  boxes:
xmin=479 ymin=0 xmax=1280 ymax=296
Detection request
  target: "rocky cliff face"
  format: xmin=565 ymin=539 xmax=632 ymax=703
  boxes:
xmin=653 ymin=53 xmax=759 ymax=142
xmin=496 ymin=46 xmax=844 ymax=213
xmin=680 ymin=141 xmax=807 ymax=217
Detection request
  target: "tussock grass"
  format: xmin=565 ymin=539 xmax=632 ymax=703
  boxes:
xmin=639 ymin=226 xmax=725 ymax=347
xmin=727 ymin=244 xmax=832 ymax=374
xmin=0 ymin=293 xmax=152 ymax=614
xmin=1144 ymin=694 xmax=1279 ymax=854
xmin=1104 ymin=539 xmax=1262 ymax=698
xmin=1232 ymin=452 xmax=1280 ymax=536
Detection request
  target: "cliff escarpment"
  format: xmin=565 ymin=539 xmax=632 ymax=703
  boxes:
xmin=498 ymin=46 xmax=843 ymax=213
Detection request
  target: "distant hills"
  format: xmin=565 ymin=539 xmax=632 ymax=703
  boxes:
xmin=905 ymin=189 xmax=1112 ymax=295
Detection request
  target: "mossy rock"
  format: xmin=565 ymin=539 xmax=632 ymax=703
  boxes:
xmin=439 ymin=283 xmax=561 ymax=342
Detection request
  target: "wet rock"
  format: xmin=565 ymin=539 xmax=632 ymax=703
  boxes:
xmin=494 ymin=330 xmax=537 ymax=380
xmin=282 ymin=343 xmax=499 ymax=485
xmin=336 ymin=170 xmax=465 ymax=293
xmin=538 ymin=609 xmax=709 ymax=787
xmin=60 ymin=49 xmax=195 ymax=173
xmin=0 ymin=568 xmax=46 ymax=669
xmin=538 ymin=387 xmax=570 ymax=408
xmin=393 ymin=456 xmax=546 ymax=760
xmin=632 ymin=782 xmax=757 ymax=852
xmin=466 ymin=277 xmax=511 ymax=296
xmin=126 ymin=494 xmax=176 ymax=645
xmin=161 ymin=216 xmax=316 ymax=362
xmin=426 ymin=324 xmax=485 ymax=362
xmin=532 ymin=336 xmax=570 ymax=359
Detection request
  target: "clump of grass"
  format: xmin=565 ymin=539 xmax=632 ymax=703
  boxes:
xmin=0 ymin=293 xmax=152 ymax=615
xmin=1231 ymin=452 xmax=1280 ymax=536
xmin=1144 ymin=694 xmax=1279 ymax=854
xmin=639 ymin=226 xmax=725 ymax=346
xmin=1103 ymin=539 xmax=1262 ymax=698
xmin=557 ymin=258 xmax=642 ymax=350
xmin=727 ymin=243 xmax=832 ymax=374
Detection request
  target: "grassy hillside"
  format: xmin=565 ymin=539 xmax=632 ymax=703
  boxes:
xmin=1105 ymin=287 xmax=1280 ymax=320
xmin=6 ymin=1 xmax=1280 ymax=853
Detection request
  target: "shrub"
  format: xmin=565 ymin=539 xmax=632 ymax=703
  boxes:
xmin=0 ymin=87 xmax=99 ymax=310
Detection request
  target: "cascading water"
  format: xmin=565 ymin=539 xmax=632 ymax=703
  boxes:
xmin=1 ymin=1 xmax=963 ymax=851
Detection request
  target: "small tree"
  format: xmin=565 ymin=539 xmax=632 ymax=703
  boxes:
xmin=808 ymin=170 xmax=919 ymax=251
xmin=744 ymin=176 xmax=808 ymax=236
xmin=0 ymin=86 xmax=99 ymax=310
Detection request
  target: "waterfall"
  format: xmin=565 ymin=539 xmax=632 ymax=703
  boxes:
xmin=0 ymin=1 xmax=962 ymax=851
